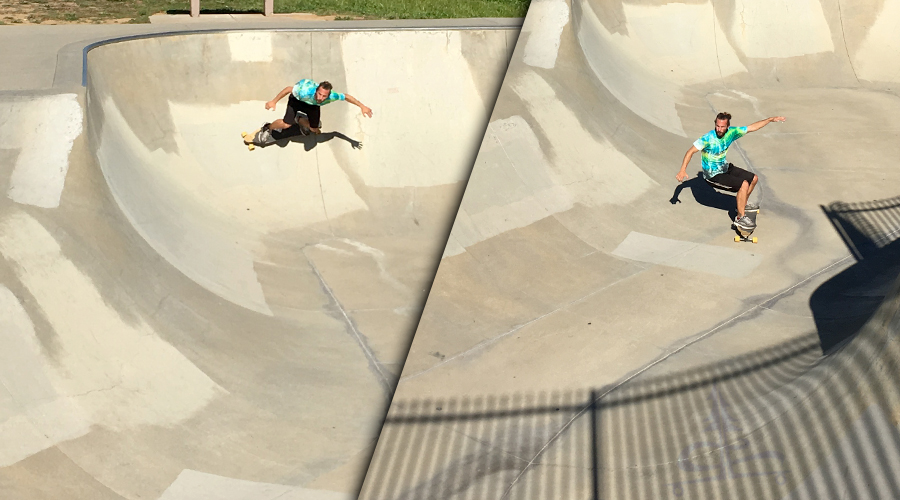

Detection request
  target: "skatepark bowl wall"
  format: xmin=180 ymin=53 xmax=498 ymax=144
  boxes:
xmin=0 ymin=28 xmax=517 ymax=499
xmin=357 ymin=0 xmax=900 ymax=498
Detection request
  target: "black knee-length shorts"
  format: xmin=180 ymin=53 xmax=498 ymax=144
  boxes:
xmin=284 ymin=95 xmax=321 ymax=128
xmin=706 ymin=163 xmax=755 ymax=192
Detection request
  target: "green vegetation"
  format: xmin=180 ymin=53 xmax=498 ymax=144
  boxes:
xmin=276 ymin=0 xmax=528 ymax=18
xmin=1 ymin=0 xmax=529 ymax=24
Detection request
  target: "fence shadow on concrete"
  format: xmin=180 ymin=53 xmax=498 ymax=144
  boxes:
xmin=815 ymin=197 xmax=900 ymax=352
xmin=359 ymin=196 xmax=900 ymax=500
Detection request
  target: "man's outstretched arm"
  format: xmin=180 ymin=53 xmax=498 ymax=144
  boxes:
xmin=746 ymin=116 xmax=786 ymax=133
xmin=344 ymin=94 xmax=373 ymax=117
xmin=265 ymin=86 xmax=293 ymax=110
xmin=676 ymin=145 xmax=699 ymax=182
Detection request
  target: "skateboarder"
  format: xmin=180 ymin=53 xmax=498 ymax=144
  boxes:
xmin=676 ymin=112 xmax=785 ymax=231
xmin=264 ymin=79 xmax=373 ymax=135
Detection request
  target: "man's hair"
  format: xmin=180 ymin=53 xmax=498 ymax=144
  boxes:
xmin=318 ymin=81 xmax=334 ymax=92
xmin=715 ymin=112 xmax=732 ymax=124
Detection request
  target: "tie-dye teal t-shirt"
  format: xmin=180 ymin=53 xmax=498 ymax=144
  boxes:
xmin=693 ymin=126 xmax=748 ymax=178
xmin=291 ymin=79 xmax=346 ymax=106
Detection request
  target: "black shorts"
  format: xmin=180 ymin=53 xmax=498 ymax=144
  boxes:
xmin=285 ymin=95 xmax=321 ymax=128
xmin=706 ymin=163 xmax=755 ymax=192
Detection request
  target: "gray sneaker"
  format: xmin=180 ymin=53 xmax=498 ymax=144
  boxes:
xmin=254 ymin=126 xmax=273 ymax=144
xmin=745 ymin=201 xmax=760 ymax=212
xmin=734 ymin=215 xmax=757 ymax=231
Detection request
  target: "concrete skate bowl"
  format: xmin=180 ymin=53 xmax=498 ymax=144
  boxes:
xmin=358 ymin=1 xmax=900 ymax=499
xmin=0 ymin=28 xmax=515 ymax=499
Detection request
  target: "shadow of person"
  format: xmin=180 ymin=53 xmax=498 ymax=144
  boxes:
xmin=299 ymin=131 xmax=363 ymax=152
xmin=273 ymin=128 xmax=363 ymax=152
xmin=263 ymin=124 xmax=364 ymax=152
xmin=670 ymin=171 xmax=738 ymax=220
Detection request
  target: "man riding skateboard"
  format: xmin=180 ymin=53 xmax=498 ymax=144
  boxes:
xmin=676 ymin=112 xmax=786 ymax=231
xmin=261 ymin=79 xmax=373 ymax=138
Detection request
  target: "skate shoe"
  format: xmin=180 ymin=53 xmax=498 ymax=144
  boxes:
xmin=744 ymin=201 xmax=760 ymax=212
xmin=253 ymin=125 xmax=273 ymax=144
xmin=734 ymin=215 xmax=756 ymax=231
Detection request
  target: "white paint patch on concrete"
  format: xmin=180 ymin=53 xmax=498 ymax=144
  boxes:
xmin=97 ymin=97 xmax=274 ymax=315
xmin=611 ymin=231 xmax=762 ymax=278
xmin=782 ymin=405 xmax=900 ymax=499
xmin=577 ymin=1 xmax=746 ymax=136
xmin=313 ymin=243 xmax=354 ymax=257
xmin=0 ymin=94 xmax=81 ymax=208
xmin=338 ymin=238 xmax=408 ymax=293
xmin=711 ymin=89 xmax=765 ymax=118
xmin=159 ymin=469 xmax=354 ymax=500
xmin=511 ymin=71 xmax=657 ymax=208
xmin=729 ymin=0 xmax=834 ymax=58
xmin=0 ymin=285 xmax=91 ymax=467
xmin=449 ymin=115 xmax=572 ymax=251
xmin=853 ymin=0 xmax=900 ymax=83
xmin=0 ymin=211 xmax=223 ymax=436
xmin=227 ymin=32 xmax=273 ymax=62
xmin=522 ymin=0 xmax=570 ymax=69
xmin=339 ymin=31 xmax=490 ymax=187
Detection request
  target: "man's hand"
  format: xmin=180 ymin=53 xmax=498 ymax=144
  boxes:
xmin=345 ymin=95 xmax=372 ymax=118
xmin=265 ymin=100 xmax=277 ymax=111
xmin=676 ymin=170 xmax=690 ymax=183
xmin=772 ymin=116 xmax=786 ymax=123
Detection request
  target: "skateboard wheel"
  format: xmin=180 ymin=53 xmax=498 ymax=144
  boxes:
xmin=752 ymin=237 xmax=758 ymax=243
xmin=734 ymin=236 xmax=740 ymax=242
xmin=241 ymin=132 xmax=248 ymax=138
xmin=247 ymin=144 xmax=255 ymax=151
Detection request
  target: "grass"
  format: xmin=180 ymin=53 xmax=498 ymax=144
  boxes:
xmin=0 ymin=0 xmax=529 ymax=24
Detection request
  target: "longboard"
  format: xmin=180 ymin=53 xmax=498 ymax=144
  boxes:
xmin=734 ymin=208 xmax=759 ymax=243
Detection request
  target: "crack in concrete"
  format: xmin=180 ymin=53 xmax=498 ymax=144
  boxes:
xmin=305 ymin=251 xmax=394 ymax=399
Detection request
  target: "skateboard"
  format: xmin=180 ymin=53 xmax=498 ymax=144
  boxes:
xmin=241 ymin=122 xmax=318 ymax=151
xmin=733 ymin=207 xmax=760 ymax=243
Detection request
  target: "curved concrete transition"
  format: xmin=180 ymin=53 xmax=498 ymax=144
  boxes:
xmin=0 ymin=28 xmax=517 ymax=499
xmin=360 ymin=1 xmax=900 ymax=499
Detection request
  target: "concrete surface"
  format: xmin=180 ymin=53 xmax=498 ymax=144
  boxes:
xmin=360 ymin=0 xmax=900 ymax=499
xmin=0 ymin=21 xmax=519 ymax=500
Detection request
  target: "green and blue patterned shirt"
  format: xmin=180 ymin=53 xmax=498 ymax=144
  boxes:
xmin=693 ymin=126 xmax=748 ymax=178
xmin=291 ymin=79 xmax=346 ymax=106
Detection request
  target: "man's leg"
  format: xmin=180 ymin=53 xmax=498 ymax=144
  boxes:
xmin=269 ymin=118 xmax=291 ymax=131
xmin=729 ymin=165 xmax=758 ymax=203
xmin=300 ymin=103 xmax=322 ymax=133
xmin=747 ymin=174 xmax=758 ymax=196
xmin=736 ymin=180 xmax=750 ymax=218
xmin=270 ymin=96 xmax=302 ymax=131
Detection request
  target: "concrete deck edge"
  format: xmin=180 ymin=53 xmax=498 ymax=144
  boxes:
xmin=34 ymin=19 xmax=521 ymax=90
